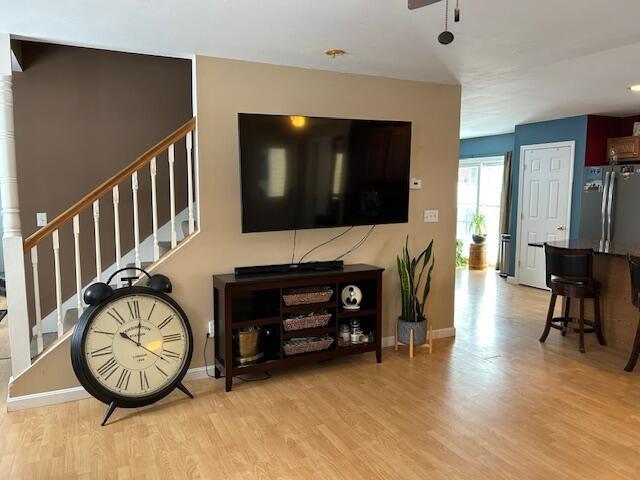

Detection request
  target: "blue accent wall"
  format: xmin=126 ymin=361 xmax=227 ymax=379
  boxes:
xmin=460 ymin=133 xmax=514 ymax=158
xmin=508 ymin=115 xmax=588 ymax=275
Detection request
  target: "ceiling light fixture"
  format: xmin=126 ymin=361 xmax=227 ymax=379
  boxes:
xmin=324 ymin=49 xmax=346 ymax=59
xmin=629 ymin=85 xmax=640 ymax=93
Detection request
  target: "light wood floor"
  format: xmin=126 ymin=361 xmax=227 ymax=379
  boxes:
xmin=2 ymin=271 xmax=640 ymax=479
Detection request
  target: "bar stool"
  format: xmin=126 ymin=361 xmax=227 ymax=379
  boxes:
xmin=539 ymin=244 xmax=606 ymax=353
xmin=625 ymin=255 xmax=640 ymax=372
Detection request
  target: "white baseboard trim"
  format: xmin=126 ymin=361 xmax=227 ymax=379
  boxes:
xmin=6 ymin=385 xmax=90 ymax=412
xmin=7 ymin=329 xmax=458 ymax=411
xmin=6 ymin=365 xmax=212 ymax=412
xmin=507 ymin=276 xmax=519 ymax=285
xmin=381 ymin=326 xmax=456 ymax=347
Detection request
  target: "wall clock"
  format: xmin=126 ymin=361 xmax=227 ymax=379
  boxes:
xmin=71 ymin=267 xmax=194 ymax=426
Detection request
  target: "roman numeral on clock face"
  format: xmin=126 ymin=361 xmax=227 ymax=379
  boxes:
xmin=140 ymin=371 xmax=150 ymax=391
xmin=163 ymin=333 xmax=182 ymax=343
xmin=90 ymin=345 xmax=113 ymax=357
xmin=158 ymin=315 xmax=174 ymax=330
xmin=163 ymin=349 xmax=181 ymax=359
xmin=115 ymin=369 xmax=131 ymax=390
xmin=127 ymin=300 xmax=141 ymax=320
xmin=156 ymin=365 xmax=168 ymax=378
xmin=107 ymin=308 xmax=126 ymax=326
xmin=97 ymin=357 xmax=119 ymax=380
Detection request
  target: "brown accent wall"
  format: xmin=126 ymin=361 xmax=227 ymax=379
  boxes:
xmin=13 ymin=42 xmax=192 ymax=322
xmin=10 ymin=56 xmax=461 ymax=397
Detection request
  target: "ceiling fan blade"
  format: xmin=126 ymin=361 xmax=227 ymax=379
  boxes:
xmin=408 ymin=0 xmax=443 ymax=9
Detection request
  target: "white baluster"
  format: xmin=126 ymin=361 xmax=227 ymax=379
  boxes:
xmin=93 ymin=200 xmax=102 ymax=282
xmin=132 ymin=172 xmax=141 ymax=268
xmin=186 ymin=132 xmax=195 ymax=235
xmin=73 ymin=215 xmax=83 ymax=317
xmin=168 ymin=144 xmax=177 ymax=247
xmin=150 ymin=157 xmax=159 ymax=261
xmin=113 ymin=185 xmax=122 ymax=288
xmin=30 ymin=246 xmax=43 ymax=353
xmin=52 ymin=230 xmax=63 ymax=338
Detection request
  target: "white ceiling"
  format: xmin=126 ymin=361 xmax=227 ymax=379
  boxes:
xmin=4 ymin=0 xmax=640 ymax=138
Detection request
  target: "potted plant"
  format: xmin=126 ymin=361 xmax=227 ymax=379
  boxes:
xmin=396 ymin=237 xmax=434 ymax=346
xmin=468 ymin=212 xmax=487 ymax=244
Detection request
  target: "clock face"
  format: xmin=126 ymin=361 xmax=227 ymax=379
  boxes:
xmin=83 ymin=293 xmax=189 ymax=398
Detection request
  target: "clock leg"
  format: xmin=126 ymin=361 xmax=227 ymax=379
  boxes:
xmin=177 ymin=382 xmax=194 ymax=399
xmin=101 ymin=401 xmax=117 ymax=426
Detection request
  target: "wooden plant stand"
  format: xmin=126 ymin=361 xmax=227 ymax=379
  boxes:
xmin=469 ymin=243 xmax=488 ymax=270
xmin=395 ymin=321 xmax=433 ymax=358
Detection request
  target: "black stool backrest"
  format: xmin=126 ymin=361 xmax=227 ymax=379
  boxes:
xmin=628 ymin=255 xmax=640 ymax=308
xmin=544 ymin=244 xmax=594 ymax=289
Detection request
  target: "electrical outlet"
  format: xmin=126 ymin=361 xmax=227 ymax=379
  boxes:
xmin=410 ymin=178 xmax=422 ymax=189
xmin=424 ymin=210 xmax=439 ymax=223
xmin=36 ymin=212 xmax=48 ymax=227
xmin=208 ymin=320 xmax=215 ymax=337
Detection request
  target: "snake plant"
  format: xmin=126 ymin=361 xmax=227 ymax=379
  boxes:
xmin=397 ymin=237 xmax=435 ymax=322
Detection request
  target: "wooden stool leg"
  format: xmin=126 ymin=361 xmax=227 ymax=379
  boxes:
xmin=395 ymin=318 xmax=399 ymax=352
xmin=624 ymin=317 xmax=640 ymax=372
xmin=578 ymin=298 xmax=585 ymax=353
xmin=409 ymin=329 xmax=414 ymax=358
xmin=594 ymin=294 xmax=606 ymax=346
xmin=562 ymin=297 xmax=571 ymax=336
xmin=540 ymin=294 xmax=557 ymax=343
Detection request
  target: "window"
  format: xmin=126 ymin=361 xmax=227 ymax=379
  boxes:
xmin=456 ymin=156 xmax=504 ymax=265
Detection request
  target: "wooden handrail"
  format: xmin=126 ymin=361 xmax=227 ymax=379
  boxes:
xmin=23 ymin=117 xmax=196 ymax=252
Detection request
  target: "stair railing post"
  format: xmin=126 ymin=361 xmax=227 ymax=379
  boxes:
xmin=0 ymin=35 xmax=31 ymax=376
xmin=93 ymin=200 xmax=101 ymax=282
xmin=150 ymin=157 xmax=159 ymax=261
xmin=132 ymin=172 xmax=141 ymax=268
xmin=186 ymin=133 xmax=195 ymax=235
xmin=168 ymin=145 xmax=177 ymax=248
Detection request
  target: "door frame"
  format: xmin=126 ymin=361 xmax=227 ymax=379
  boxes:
xmin=514 ymin=141 xmax=576 ymax=286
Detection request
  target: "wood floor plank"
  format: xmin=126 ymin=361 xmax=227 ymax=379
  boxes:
xmin=2 ymin=271 xmax=640 ymax=478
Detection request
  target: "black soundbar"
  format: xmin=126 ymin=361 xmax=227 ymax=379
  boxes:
xmin=235 ymin=260 xmax=344 ymax=276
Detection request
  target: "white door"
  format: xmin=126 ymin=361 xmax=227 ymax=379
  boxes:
xmin=517 ymin=142 xmax=574 ymax=289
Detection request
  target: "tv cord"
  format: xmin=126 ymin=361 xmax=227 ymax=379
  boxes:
xmin=334 ymin=225 xmax=376 ymax=261
xmin=291 ymin=230 xmax=297 ymax=264
xmin=296 ymin=226 xmax=354 ymax=264
xmin=203 ymin=334 xmax=271 ymax=383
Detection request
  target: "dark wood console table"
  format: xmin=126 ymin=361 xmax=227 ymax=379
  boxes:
xmin=212 ymin=264 xmax=383 ymax=391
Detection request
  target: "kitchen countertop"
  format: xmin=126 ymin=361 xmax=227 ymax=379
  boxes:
xmin=528 ymin=239 xmax=640 ymax=257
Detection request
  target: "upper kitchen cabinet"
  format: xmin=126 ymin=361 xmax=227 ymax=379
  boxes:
xmin=607 ymin=136 xmax=640 ymax=163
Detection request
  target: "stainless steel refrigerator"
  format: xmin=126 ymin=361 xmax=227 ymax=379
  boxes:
xmin=580 ymin=164 xmax=640 ymax=244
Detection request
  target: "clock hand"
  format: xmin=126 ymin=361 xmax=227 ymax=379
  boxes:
xmin=137 ymin=318 xmax=142 ymax=345
xmin=119 ymin=332 xmax=165 ymax=360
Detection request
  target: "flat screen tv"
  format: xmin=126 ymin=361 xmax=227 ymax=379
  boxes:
xmin=238 ymin=113 xmax=411 ymax=233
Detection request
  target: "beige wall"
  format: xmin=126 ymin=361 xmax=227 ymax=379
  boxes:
xmin=11 ymin=56 xmax=460 ymax=397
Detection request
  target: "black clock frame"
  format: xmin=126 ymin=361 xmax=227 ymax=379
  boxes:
xmin=71 ymin=285 xmax=194 ymax=426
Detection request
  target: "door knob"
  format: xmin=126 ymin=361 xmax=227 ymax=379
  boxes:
xmin=557 ymin=225 xmax=566 ymax=231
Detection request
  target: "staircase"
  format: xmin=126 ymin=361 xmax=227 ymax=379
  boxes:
xmin=7 ymin=117 xmax=197 ymax=375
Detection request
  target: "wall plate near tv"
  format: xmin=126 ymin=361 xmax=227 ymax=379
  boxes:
xmin=238 ymin=113 xmax=412 ymax=233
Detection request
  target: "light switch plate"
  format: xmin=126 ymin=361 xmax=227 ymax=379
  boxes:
xmin=424 ymin=210 xmax=439 ymax=223
xmin=410 ymin=178 xmax=422 ymax=189
xmin=36 ymin=212 xmax=48 ymax=227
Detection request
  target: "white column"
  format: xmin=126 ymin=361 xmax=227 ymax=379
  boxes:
xmin=1 ymin=33 xmax=31 ymax=375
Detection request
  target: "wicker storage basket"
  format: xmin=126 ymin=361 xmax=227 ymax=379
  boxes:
xmin=282 ymin=286 xmax=333 ymax=306
xmin=283 ymin=336 xmax=334 ymax=356
xmin=283 ymin=311 xmax=332 ymax=332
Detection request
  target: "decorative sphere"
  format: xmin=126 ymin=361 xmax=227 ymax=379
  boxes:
xmin=147 ymin=274 xmax=172 ymax=293
xmin=83 ymin=283 xmax=114 ymax=306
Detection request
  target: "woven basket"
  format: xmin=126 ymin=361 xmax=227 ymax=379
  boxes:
xmin=283 ymin=312 xmax=332 ymax=332
xmin=282 ymin=287 xmax=333 ymax=306
xmin=283 ymin=336 xmax=334 ymax=356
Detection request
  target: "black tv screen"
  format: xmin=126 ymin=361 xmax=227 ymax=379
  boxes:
xmin=238 ymin=113 xmax=411 ymax=233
